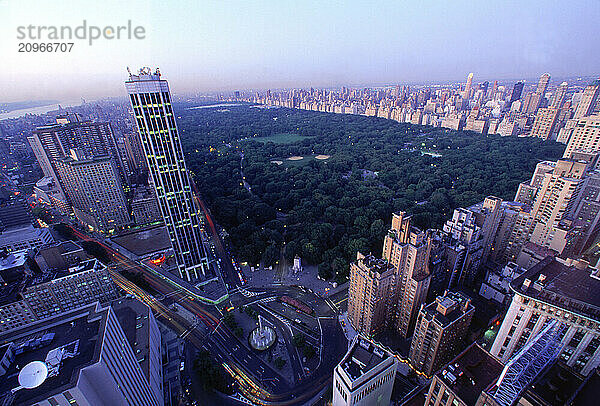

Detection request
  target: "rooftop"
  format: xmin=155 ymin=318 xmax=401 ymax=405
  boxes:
xmin=437 ymin=343 xmax=503 ymax=406
xmin=0 ymin=250 xmax=28 ymax=271
xmin=521 ymin=361 xmax=585 ymax=406
xmin=0 ymin=304 xmax=105 ymax=406
xmin=339 ymin=336 xmax=392 ymax=383
xmin=421 ymin=291 xmax=474 ymax=327
xmin=510 ymin=257 xmax=600 ymax=321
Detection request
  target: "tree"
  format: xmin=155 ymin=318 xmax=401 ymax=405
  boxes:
xmin=261 ymin=244 xmax=280 ymax=267
xmin=292 ymin=334 xmax=305 ymax=348
xmin=193 ymin=350 xmax=232 ymax=394
xmin=274 ymin=357 xmax=286 ymax=369
xmin=303 ymin=345 xmax=316 ymax=360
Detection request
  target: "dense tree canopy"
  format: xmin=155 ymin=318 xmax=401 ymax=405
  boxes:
xmin=177 ymin=104 xmax=564 ymax=281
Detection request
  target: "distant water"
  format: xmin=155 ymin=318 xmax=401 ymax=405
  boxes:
xmin=0 ymin=100 xmax=83 ymax=120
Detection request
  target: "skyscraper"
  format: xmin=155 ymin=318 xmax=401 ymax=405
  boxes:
xmin=530 ymin=107 xmax=561 ymax=140
xmin=536 ymin=73 xmax=551 ymax=96
xmin=347 ymin=252 xmax=396 ymax=337
xmin=463 ymin=73 xmax=474 ymax=99
xmin=574 ymin=78 xmax=600 ymax=119
xmin=55 ymin=151 xmax=131 ymax=234
xmin=382 ymin=212 xmax=432 ymax=337
xmin=408 ymin=291 xmax=474 ymax=376
xmin=332 ymin=335 xmax=397 ymax=406
xmin=125 ymin=68 xmax=210 ymax=281
xmin=563 ymin=114 xmax=600 ymax=158
xmin=509 ymin=81 xmax=525 ymax=104
xmin=550 ymin=81 xmax=569 ymax=108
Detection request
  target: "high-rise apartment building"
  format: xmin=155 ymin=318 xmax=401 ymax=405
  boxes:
xmin=55 ymin=152 xmax=131 ymax=234
xmin=333 ymin=335 xmax=397 ymax=406
xmin=536 ymin=73 xmax=551 ymax=97
xmin=526 ymin=159 xmax=591 ymax=255
xmin=573 ymin=78 xmax=600 ymax=119
xmin=126 ymin=68 xmax=210 ymax=281
xmin=382 ymin=212 xmax=432 ymax=337
xmin=530 ymin=107 xmax=561 ymax=140
xmin=550 ymin=81 xmax=569 ymax=108
xmin=490 ymin=257 xmax=600 ymax=376
xmin=409 ymin=291 xmax=474 ymax=376
xmin=563 ymin=114 xmax=600 ymax=159
xmin=0 ymin=303 xmax=162 ymax=406
xmin=347 ymin=252 xmax=396 ymax=337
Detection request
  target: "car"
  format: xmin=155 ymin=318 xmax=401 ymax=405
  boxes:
xmin=179 ymin=361 xmax=185 ymax=371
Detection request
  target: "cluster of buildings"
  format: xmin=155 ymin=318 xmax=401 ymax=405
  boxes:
xmin=340 ymin=74 xmax=600 ymax=405
xmin=16 ymin=69 xmax=212 ymax=283
xmin=233 ymin=73 xmax=599 ymax=142
xmin=27 ymin=112 xmax=161 ymax=234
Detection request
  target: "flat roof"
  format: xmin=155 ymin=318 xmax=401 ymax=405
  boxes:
xmin=421 ymin=292 xmax=473 ymax=328
xmin=111 ymin=226 xmax=171 ymax=256
xmin=437 ymin=343 xmax=503 ymax=406
xmin=510 ymin=257 xmax=600 ymax=320
xmin=0 ymin=304 xmax=106 ymax=406
xmin=521 ymin=361 xmax=584 ymax=406
xmin=339 ymin=336 xmax=392 ymax=383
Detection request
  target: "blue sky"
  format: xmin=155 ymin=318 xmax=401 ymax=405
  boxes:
xmin=0 ymin=0 xmax=599 ymax=101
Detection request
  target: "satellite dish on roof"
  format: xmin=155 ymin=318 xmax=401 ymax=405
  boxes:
xmin=18 ymin=361 xmax=48 ymax=389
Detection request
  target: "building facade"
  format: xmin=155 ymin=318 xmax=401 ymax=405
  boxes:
xmin=409 ymin=291 xmax=474 ymax=376
xmin=125 ymin=68 xmax=209 ymax=281
xmin=333 ymin=335 xmax=397 ymax=406
xmin=490 ymin=257 xmax=600 ymax=376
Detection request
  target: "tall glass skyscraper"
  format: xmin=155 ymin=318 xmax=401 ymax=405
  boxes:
xmin=125 ymin=68 xmax=209 ymax=281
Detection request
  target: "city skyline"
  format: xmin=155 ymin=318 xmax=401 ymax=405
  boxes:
xmin=2 ymin=0 xmax=600 ymax=102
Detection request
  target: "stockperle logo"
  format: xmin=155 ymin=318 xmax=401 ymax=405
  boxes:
xmin=17 ymin=20 xmax=146 ymax=46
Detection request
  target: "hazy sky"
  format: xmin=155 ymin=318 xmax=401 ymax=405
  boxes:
xmin=1 ymin=0 xmax=599 ymax=102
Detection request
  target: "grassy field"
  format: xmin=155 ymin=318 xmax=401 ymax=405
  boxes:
xmin=251 ymin=133 xmax=313 ymax=144
xmin=271 ymin=154 xmax=331 ymax=168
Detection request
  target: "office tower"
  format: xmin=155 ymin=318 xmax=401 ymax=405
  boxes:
xmin=332 ymin=335 xmax=397 ymax=406
xmin=382 ymin=212 xmax=432 ymax=338
xmin=563 ymin=114 xmax=600 ymax=158
xmin=509 ymin=81 xmax=524 ymax=104
xmin=112 ymin=297 xmax=164 ymax=406
xmin=550 ymin=81 xmax=569 ymax=108
xmin=423 ymin=343 xmax=503 ymax=406
xmin=126 ymin=68 xmax=210 ymax=281
xmin=0 ymin=259 xmax=119 ymax=333
xmin=491 ymin=257 xmax=600 ymax=376
xmin=347 ymin=252 xmax=396 ymax=337
xmin=0 ymin=186 xmax=33 ymax=231
xmin=55 ymin=152 xmax=131 ymax=234
xmin=463 ymin=73 xmax=474 ymax=99
xmin=480 ymin=81 xmax=489 ymax=96
xmin=530 ymin=107 xmax=561 ymax=140
xmin=573 ymin=78 xmax=600 ymax=118
xmin=409 ymin=291 xmax=474 ymax=376
xmin=0 ymin=303 xmax=162 ymax=406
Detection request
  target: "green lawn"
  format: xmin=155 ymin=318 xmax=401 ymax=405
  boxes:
xmin=249 ymin=133 xmax=313 ymax=144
